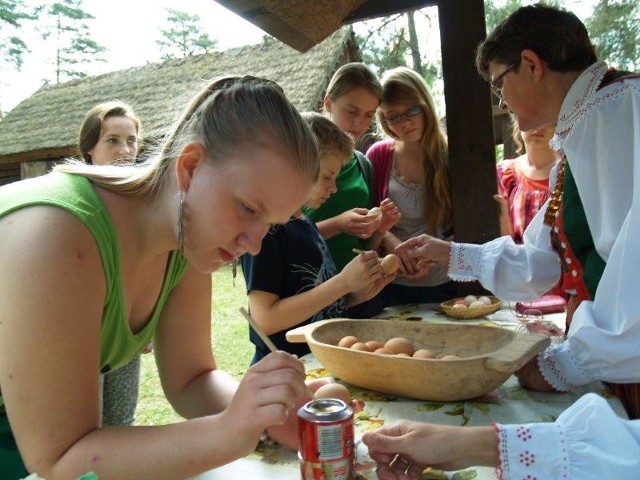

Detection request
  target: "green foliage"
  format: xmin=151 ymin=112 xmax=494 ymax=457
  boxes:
xmin=40 ymin=0 xmax=106 ymax=82
xmin=0 ymin=0 xmax=40 ymax=70
xmin=137 ymin=264 xmax=251 ymax=425
xmin=484 ymin=0 xmax=563 ymax=34
xmin=357 ymin=13 xmax=409 ymax=76
xmin=483 ymin=0 xmax=523 ymax=33
xmin=156 ymin=8 xmax=217 ymax=59
xmin=355 ymin=9 xmax=442 ymax=96
xmin=586 ymin=0 xmax=640 ymax=70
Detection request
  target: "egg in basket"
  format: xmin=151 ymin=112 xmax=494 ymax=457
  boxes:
xmin=287 ymin=319 xmax=549 ymax=401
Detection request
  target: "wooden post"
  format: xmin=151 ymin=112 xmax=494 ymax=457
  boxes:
xmin=438 ymin=0 xmax=499 ymax=294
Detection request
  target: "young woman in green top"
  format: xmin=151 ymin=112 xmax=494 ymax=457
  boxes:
xmin=0 ymin=76 xmax=318 ymax=479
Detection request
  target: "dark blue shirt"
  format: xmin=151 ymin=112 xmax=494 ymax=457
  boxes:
xmin=240 ymin=216 xmax=347 ymax=364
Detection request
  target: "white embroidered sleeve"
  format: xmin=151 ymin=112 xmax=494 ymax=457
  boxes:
xmin=447 ymin=210 xmax=561 ymax=301
xmin=497 ymin=393 xmax=639 ymax=480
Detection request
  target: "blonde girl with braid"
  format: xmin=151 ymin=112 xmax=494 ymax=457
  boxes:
xmin=0 ymin=76 xmax=318 ymax=479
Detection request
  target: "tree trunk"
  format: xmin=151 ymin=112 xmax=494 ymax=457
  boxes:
xmin=406 ymin=10 xmax=423 ymax=76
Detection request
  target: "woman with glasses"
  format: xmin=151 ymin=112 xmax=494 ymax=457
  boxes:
xmin=396 ymin=4 xmax=640 ymax=421
xmin=366 ymin=66 xmax=455 ymax=306
xmin=364 ymin=5 xmax=640 ymax=478
xmin=0 ymin=76 xmax=317 ymax=479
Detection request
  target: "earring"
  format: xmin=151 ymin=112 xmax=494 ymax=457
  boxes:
xmin=176 ymin=189 xmax=185 ymax=254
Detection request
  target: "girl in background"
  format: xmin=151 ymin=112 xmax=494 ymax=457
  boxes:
xmin=495 ymin=122 xmax=557 ymax=242
xmin=78 ymin=100 xmax=147 ymax=428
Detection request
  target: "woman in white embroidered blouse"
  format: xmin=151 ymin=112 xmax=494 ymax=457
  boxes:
xmin=396 ymin=3 xmax=640 ymax=421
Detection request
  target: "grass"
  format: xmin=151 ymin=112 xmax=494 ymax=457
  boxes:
xmin=136 ymin=263 xmax=252 ymax=425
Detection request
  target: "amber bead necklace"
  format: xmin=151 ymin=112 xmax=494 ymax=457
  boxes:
xmin=543 ymin=156 xmax=566 ymax=226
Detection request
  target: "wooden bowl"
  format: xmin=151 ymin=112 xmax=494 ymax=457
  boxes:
xmin=287 ymin=319 xmax=549 ymax=401
xmin=441 ymin=296 xmax=502 ymax=319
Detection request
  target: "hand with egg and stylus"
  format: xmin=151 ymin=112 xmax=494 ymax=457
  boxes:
xmin=365 ymin=198 xmax=403 ymax=248
xmin=350 ymin=248 xmax=400 ymax=305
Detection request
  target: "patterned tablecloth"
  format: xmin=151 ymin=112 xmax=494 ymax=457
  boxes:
xmin=192 ymin=303 xmax=626 ymax=480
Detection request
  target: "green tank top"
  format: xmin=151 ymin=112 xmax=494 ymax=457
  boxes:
xmin=0 ymin=172 xmax=188 ymax=395
xmin=0 ymin=172 xmax=187 ymax=478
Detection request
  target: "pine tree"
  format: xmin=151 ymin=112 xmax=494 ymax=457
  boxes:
xmin=40 ymin=0 xmax=106 ymax=83
xmin=156 ymin=8 xmax=217 ymax=59
xmin=0 ymin=0 xmax=40 ymax=71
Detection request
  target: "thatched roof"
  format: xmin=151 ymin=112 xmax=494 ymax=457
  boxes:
xmin=0 ymin=26 xmax=358 ymax=165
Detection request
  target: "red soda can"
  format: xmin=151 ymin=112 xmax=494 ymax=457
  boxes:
xmin=298 ymin=398 xmax=355 ymax=480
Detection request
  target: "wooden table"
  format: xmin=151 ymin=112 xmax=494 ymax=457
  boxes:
xmin=192 ymin=303 xmax=627 ymax=480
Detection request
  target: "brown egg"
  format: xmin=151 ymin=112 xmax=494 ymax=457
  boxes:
xmin=374 ymin=347 xmax=395 ymax=355
xmin=380 ymin=254 xmax=401 ymax=275
xmin=413 ymin=348 xmax=436 ymax=359
xmin=384 ymin=337 xmax=415 ymax=356
xmin=365 ymin=340 xmax=384 ymax=351
xmin=396 ymin=352 xmax=411 ymax=357
xmin=314 ymin=383 xmax=351 ymax=403
xmin=440 ymin=354 xmax=461 ymax=360
xmin=453 ymin=298 xmax=468 ymax=307
xmin=350 ymin=342 xmax=371 ymax=352
xmin=338 ymin=335 xmax=360 ymax=348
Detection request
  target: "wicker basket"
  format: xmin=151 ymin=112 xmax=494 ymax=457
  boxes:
xmin=441 ymin=296 xmax=502 ymax=319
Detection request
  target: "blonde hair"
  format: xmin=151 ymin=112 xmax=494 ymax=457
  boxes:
xmin=324 ymin=62 xmax=382 ymax=107
xmin=377 ymin=67 xmax=452 ymax=232
xmin=300 ymin=112 xmax=353 ymax=164
xmin=511 ymin=120 xmax=524 ymax=155
xmin=56 ymin=76 xmax=319 ymax=200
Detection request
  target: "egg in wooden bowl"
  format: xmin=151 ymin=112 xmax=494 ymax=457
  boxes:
xmin=286 ymin=319 xmax=549 ymax=401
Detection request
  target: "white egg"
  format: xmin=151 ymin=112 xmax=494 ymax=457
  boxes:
xmin=468 ymin=300 xmax=485 ymax=309
xmin=464 ymin=295 xmax=478 ymax=304
xmin=478 ymin=295 xmax=492 ymax=305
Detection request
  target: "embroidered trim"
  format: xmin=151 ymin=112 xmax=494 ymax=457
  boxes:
xmin=538 ymin=349 xmax=571 ymax=391
xmin=495 ymin=423 xmax=507 ymax=480
xmin=538 ymin=343 xmax=592 ymax=391
xmin=558 ymin=423 xmax=569 ymax=480
xmin=447 ymin=243 xmax=478 ymax=282
xmin=556 ymin=62 xmax=606 ymax=135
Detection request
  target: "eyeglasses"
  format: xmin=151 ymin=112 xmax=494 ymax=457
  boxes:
xmin=384 ymin=104 xmax=422 ymax=125
xmin=490 ymin=62 xmax=518 ymax=100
